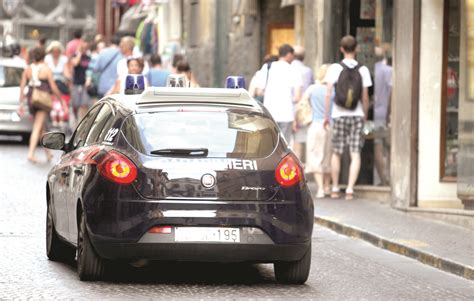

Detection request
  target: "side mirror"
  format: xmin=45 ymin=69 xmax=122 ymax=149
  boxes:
xmin=41 ymin=132 xmax=66 ymax=150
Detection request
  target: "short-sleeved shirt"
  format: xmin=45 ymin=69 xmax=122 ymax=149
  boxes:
xmin=95 ymin=47 xmax=123 ymax=95
xmin=147 ymin=68 xmax=170 ymax=87
xmin=116 ymin=56 xmax=149 ymax=79
xmin=324 ymin=58 xmax=372 ymax=118
xmin=44 ymin=54 xmax=68 ymax=81
xmin=305 ymin=83 xmax=334 ymax=122
xmin=256 ymin=60 xmax=303 ymax=122
xmin=291 ymin=59 xmax=314 ymax=92
xmin=73 ymin=54 xmax=91 ymax=85
xmin=374 ymin=61 xmax=392 ymax=122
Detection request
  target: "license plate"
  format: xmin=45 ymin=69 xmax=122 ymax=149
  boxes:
xmin=175 ymin=227 xmax=240 ymax=243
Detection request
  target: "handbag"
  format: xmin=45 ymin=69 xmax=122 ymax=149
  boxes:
xmin=86 ymin=83 xmax=98 ymax=97
xmin=31 ymin=88 xmax=53 ymax=111
xmin=295 ymin=97 xmax=313 ymax=127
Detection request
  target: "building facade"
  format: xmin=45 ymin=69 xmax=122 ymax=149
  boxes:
xmin=174 ymin=0 xmax=473 ymax=213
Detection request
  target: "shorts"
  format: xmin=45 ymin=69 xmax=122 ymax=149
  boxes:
xmin=306 ymin=121 xmax=332 ymax=173
xmin=71 ymin=85 xmax=92 ymax=109
xmin=294 ymin=125 xmax=309 ymax=143
xmin=374 ymin=120 xmax=390 ymax=146
xmin=332 ymin=116 xmax=364 ymax=154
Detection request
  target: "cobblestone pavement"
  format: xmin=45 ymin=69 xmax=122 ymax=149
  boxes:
xmin=1 ymin=140 xmax=473 ymax=299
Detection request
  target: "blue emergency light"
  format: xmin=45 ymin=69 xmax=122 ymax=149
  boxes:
xmin=124 ymin=74 xmax=145 ymax=95
xmin=225 ymin=76 xmax=246 ymax=89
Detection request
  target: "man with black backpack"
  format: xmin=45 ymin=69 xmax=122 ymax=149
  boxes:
xmin=323 ymin=35 xmax=372 ymax=200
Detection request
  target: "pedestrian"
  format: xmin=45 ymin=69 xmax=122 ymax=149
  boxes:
xmin=65 ymin=29 xmax=84 ymax=58
xmin=18 ymin=47 xmax=67 ymax=163
xmin=116 ymin=36 xmax=149 ymax=79
xmin=45 ymin=41 xmax=71 ymax=129
xmin=292 ymin=46 xmax=314 ymax=163
xmin=256 ymin=44 xmax=303 ymax=143
xmin=36 ymin=35 xmax=47 ymax=49
xmin=249 ymin=54 xmax=278 ymax=102
xmin=304 ymin=64 xmax=333 ymax=198
xmin=176 ymin=60 xmax=200 ymax=88
xmin=146 ymin=54 xmax=170 ymax=87
xmin=84 ymin=39 xmax=106 ymax=101
xmin=45 ymin=41 xmax=70 ymax=95
xmin=373 ymin=46 xmax=392 ymax=186
xmin=323 ymin=35 xmax=372 ymax=200
xmin=71 ymin=41 xmax=92 ymax=122
xmin=171 ymin=53 xmax=184 ymax=73
xmin=94 ymin=33 xmax=123 ymax=99
xmin=108 ymin=57 xmax=148 ymax=94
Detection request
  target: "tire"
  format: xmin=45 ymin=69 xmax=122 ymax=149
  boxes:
xmin=77 ymin=210 xmax=106 ymax=281
xmin=46 ymin=203 xmax=75 ymax=262
xmin=274 ymin=243 xmax=311 ymax=284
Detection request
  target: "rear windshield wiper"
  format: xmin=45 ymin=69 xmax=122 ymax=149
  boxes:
xmin=150 ymin=148 xmax=209 ymax=157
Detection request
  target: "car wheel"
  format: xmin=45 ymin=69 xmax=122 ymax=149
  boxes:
xmin=274 ymin=243 xmax=311 ymax=284
xmin=77 ymin=210 xmax=106 ymax=281
xmin=46 ymin=203 xmax=75 ymax=262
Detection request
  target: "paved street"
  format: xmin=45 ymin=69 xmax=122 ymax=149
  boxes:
xmin=1 ymin=139 xmax=473 ymax=299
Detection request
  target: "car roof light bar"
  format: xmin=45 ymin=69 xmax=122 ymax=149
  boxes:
xmin=136 ymin=87 xmax=260 ymax=109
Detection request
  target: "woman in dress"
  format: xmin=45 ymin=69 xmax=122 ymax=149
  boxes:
xmin=19 ymin=47 xmax=68 ymax=163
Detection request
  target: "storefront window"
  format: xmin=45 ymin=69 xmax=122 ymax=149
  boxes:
xmin=441 ymin=0 xmax=461 ymax=180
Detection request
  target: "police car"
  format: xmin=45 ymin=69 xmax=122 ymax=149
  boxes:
xmin=41 ymin=76 xmax=314 ymax=283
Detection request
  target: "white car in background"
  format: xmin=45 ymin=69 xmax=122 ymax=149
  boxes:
xmin=0 ymin=57 xmax=32 ymax=142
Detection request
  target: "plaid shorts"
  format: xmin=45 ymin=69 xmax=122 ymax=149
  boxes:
xmin=331 ymin=116 xmax=364 ymax=154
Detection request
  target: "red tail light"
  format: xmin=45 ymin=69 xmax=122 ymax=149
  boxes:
xmin=97 ymin=151 xmax=137 ymax=184
xmin=275 ymin=154 xmax=303 ymax=188
xmin=148 ymin=226 xmax=172 ymax=234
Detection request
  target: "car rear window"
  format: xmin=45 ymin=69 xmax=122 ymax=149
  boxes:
xmin=122 ymin=110 xmax=279 ymax=159
xmin=0 ymin=66 xmax=22 ymax=87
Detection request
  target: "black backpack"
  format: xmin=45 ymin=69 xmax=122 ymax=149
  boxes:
xmin=334 ymin=62 xmax=363 ymax=110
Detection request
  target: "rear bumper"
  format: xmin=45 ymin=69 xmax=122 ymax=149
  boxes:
xmin=93 ymin=240 xmax=311 ymax=263
xmin=0 ymin=117 xmax=32 ymax=134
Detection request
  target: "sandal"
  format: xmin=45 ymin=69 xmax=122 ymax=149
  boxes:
xmin=345 ymin=189 xmax=354 ymax=200
xmin=315 ymin=190 xmax=325 ymax=199
xmin=330 ymin=188 xmax=340 ymax=199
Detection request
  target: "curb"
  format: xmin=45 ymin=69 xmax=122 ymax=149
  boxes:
xmin=314 ymin=215 xmax=474 ymax=281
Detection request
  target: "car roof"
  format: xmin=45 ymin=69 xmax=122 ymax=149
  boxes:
xmin=107 ymin=87 xmax=263 ymax=114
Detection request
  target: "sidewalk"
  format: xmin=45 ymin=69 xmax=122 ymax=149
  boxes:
xmin=313 ymin=196 xmax=474 ymax=281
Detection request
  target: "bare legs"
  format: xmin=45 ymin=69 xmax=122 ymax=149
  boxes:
xmin=331 ymin=151 xmax=361 ymax=199
xmin=347 ymin=152 xmax=361 ymax=192
xmin=374 ymin=143 xmax=389 ymax=185
xmin=28 ymin=110 xmax=49 ymax=163
xmin=314 ymin=172 xmax=331 ymax=198
xmin=293 ymin=142 xmax=305 ymax=163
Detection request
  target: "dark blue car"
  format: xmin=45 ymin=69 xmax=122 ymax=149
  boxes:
xmin=41 ymin=88 xmax=314 ymax=283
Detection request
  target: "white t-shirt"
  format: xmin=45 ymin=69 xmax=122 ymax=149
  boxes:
xmin=256 ymin=60 xmax=303 ymax=122
xmin=116 ymin=57 xmax=150 ymax=79
xmin=44 ymin=54 xmax=68 ymax=80
xmin=324 ymin=58 xmax=372 ymax=118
